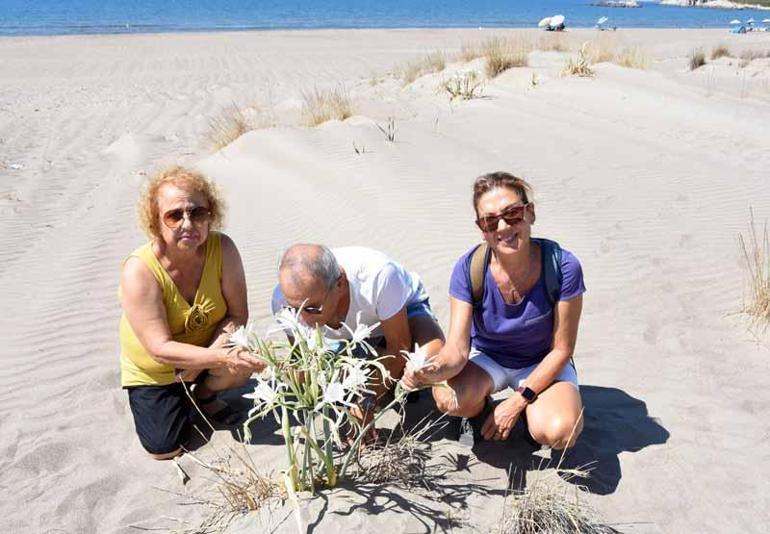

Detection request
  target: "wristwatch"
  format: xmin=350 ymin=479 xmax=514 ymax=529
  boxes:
xmin=515 ymin=385 xmax=538 ymax=404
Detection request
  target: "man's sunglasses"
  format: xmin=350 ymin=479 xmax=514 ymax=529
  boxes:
xmin=284 ymin=303 xmax=325 ymax=315
xmin=162 ymin=206 xmax=211 ymax=229
xmin=475 ymin=203 xmax=529 ymax=233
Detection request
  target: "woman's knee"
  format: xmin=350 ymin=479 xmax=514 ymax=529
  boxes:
xmin=531 ymin=414 xmax=583 ymax=449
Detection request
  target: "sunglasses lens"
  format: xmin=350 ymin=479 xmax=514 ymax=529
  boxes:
xmin=163 ymin=209 xmax=185 ymax=228
xmin=303 ymin=306 xmax=323 ymax=315
xmin=477 ymin=216 xmax=499 ymax=232
xmin=190 ymin=206 xmax=210 ymax=223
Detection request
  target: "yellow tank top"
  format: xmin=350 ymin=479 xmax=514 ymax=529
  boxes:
xmin=119 ymin=232 xmax=226 ymax=387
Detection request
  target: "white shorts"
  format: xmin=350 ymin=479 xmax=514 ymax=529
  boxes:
xmin=469 ymin=347 xmax=579 ymax=394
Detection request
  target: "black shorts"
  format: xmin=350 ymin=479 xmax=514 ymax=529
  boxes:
xmin=126 ymin=378 xmax=201 ymax=455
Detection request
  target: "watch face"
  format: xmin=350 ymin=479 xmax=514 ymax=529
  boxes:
xmin=518 ymin=386 xmax=536 ymax=402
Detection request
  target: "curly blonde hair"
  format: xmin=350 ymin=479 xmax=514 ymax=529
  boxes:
xmin=138 ymin=166 xmax=225 ymax=240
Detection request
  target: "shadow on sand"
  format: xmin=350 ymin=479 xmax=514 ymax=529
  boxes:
xmin=393 ymin=384 xmax=669 ymax=496
xmin=474 ymin=384 xmax=670 ymax=495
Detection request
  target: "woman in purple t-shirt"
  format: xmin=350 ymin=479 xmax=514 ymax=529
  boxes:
xmin=403 ymin=172 xmax=585 ymax=449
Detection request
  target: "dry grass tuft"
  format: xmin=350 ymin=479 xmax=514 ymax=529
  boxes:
xmin=615 ymin=45 xmax=651 ymax=70
xmin=483 ymin=36 xmax=532 ymax=78
xmin=711 ymin=44 xmax=731 ymax=60
xmin=739 ymin=49 xmax=770 ymax=62
xmin=353 ymin=415 xmax=446 ymax=489
xmin=562 ymin=43 xmax=595 ymax=78
xmin=739 ymin=209 xmax=770 ymax=328
xmin=301 ymin=86 xmax=353 ymax=126
xmin=459 ymin=41 xmax=485 ymax=62
xmin=537 ymin=32 xmax=569 ymax=52
xmin=500 ymin=465 xmax=617 ymax=534
xmin=401 ymin=51 xmax=447 ymax=85
xmin=689 ymin=48 xmax=707 ymax=71
xmin=584 ymin=34 xmax=619 ymax=65
xmin=160 ymin=444 xmax=285 ymax=533
xmin=440 ymin=71 xmax=485 ymax=100
xmin=206 ymin=104 xmax=252 ymax=151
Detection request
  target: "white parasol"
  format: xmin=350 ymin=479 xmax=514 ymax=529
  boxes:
xmin=729 ymin=19 xmax=741 ymax=24
xmin=597 ymin=16 xmax=609 ymax=25
xmin=550 ymin=14 xmax=566 ymax=27
xmin=538 ymin=17 xmax=552 ymax=28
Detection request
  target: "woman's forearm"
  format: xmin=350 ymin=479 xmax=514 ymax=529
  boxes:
xmin=429 ymin=343 xmax=469 ymax=383
xmin=521 ymin=348 xmax=573 ymax=395
xmin=151 ymin=341 xmax=229 ymax=370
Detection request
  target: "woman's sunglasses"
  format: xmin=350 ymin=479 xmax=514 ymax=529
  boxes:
xmin=475 ymin=203 xmax=529 ymax=233
xmin=162 ymin=206 xmax=211 ymax=229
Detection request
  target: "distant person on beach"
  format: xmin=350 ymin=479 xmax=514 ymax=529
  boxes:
xmin=119 ymin=166 xmax=264 ymax=460
xmin=403 ymin=172 xmax=585 ymax=450
xmin=272 ymin=244 xmax=445 ymax=430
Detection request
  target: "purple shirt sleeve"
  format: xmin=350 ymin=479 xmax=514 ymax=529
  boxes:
xmin=558 ymin=248 xmax=586 ymax=301
xmin=448 ymin=247 xmax=476 ymax=304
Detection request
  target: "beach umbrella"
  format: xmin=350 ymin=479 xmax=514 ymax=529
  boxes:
xmin=538 ymin=17 xmax=552 ymax=28
xmin=597 ymin=16 xmax=609 ymax=25
xmin=746 ymin=18 xmax=755 ymax=24
xmin=551 ymin=14 xmax=566 ymax=27
xmin=729 ymin=19 xmax=741 ymax=24
xmin=763 ymin=18 xmax=770 ymax=23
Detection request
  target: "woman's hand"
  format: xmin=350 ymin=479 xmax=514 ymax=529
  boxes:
xmin=481 ymin=395 xmax=527 ymax=441
xmin=223 ymin=347 xmax=266 ymax=374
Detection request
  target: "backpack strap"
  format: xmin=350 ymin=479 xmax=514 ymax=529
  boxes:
xmin=537 ymin=238 xmax=563 ymax=307
xmin=468 ymin=243 xmax=490 ymax=307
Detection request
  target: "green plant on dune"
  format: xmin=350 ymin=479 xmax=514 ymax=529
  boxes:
xmin=230 ymin=308 xmax=410 ymax=494
xmin=440 ymin=71 xmax=484 ymax=101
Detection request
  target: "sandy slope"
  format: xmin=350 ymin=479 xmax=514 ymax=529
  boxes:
xmin=0 ymin=28 xmax=768 ymax=533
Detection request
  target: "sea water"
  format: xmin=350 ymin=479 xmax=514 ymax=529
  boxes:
xmin=0 ymin=0 xmax=767 ymax=36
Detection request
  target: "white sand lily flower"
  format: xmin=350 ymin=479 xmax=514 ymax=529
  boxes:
xmin=228 ymin=322 xmax=259 ymax=352
xmin=341 ymin=311 xmax=381 ymax=352
xmin=342 ymin=359 xmax=370 ymax=392
xmin=244 ymin=379 xmax=278 ymax=405
xmin=269 ymin=306 xmax=304 ymax=334
xmin=402 ymin=342 xmax=433 ymax=372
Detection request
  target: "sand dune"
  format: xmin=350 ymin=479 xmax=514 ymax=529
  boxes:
xmin=0 ymin=28 xmax=769 ymax=533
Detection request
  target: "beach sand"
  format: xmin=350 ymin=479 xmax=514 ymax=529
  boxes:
xmin=1 ymin=28 xmax=769 ymax=533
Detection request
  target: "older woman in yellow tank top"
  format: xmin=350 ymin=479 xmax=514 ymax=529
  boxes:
xmin=119 ymin=166 xmax=264 ymax=460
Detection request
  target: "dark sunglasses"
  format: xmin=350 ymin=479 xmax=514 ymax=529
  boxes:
xmin=162 ymin=206 xmax=211 ymax=229
xmin=475 ymin=203 xmax=530 ymax=233
xmin=284 ymin=303 xmax=325 ymax=316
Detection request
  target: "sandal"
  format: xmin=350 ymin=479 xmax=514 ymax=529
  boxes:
xmin=197 ymin=395 xmax=243 ymax=427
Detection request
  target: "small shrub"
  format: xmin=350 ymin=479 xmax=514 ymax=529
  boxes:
xmin=483 ymin=36 xmax=531 ymax=78
xmin=440 ymin=71 xmax=484 ymax=100
xmin=402 ymin=51 xmax=446 ymax=85
xmin=301 ymin=86 xmax=353 ymax=126
xmin=562 ymin=43 xmax=595 ymax=78
xmin=739 ymin=209 xmax=770 ymax=328
xmin=689 ymin=48 xmax=706 ymax=71
xmin=206 ymin=104 xmax=252 ymax=151
xmin=616 ymin=45 xmax=651 ymax=70
xmin=711 ymin=44 xmax=731 ymax=60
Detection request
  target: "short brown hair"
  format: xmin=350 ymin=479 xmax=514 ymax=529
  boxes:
xmin=472 ymin=171 xmax=533 ymax=215
xmin=137 ymin=166 xmax=225 ymax=240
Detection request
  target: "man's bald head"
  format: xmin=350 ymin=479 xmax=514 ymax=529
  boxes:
xmin=279 ymin=244 xmax=341 ymax=293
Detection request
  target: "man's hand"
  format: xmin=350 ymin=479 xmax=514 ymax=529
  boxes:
xmin=481 ymin=396 xmax=527 ymax=441
xmin=401 ymin=360 xmax=438 ymax=391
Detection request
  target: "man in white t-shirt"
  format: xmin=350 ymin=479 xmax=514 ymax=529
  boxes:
xmin=272 ymin=244 xmax=445 ymax=409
